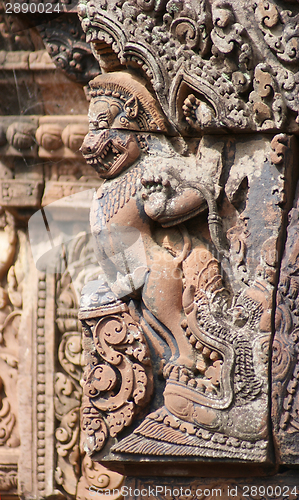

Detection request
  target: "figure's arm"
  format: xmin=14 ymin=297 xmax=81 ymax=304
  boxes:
xmin=140 ymin=170 xmax=229 ymax=256
xmin=141 ymin=172 xmax=207 ymax=227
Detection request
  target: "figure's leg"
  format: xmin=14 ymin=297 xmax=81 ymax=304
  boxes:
xmin=142 ymin=245 xmax=195 ymax=370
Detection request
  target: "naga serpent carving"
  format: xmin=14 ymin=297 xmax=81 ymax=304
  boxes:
xmin=79 ymin=72 xmax=273 ymax=461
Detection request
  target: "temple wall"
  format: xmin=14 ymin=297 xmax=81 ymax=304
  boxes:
xmin=1 ymin=1 xmax=299 ymax=499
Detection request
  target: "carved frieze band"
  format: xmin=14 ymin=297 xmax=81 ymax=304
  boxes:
xmin=0 ymin=115 xmax=97 ymax=210
xmin=0 ymin=115 xmax=88 ymax=158
xmin=0 ymin=50 xmax=56 ymax=71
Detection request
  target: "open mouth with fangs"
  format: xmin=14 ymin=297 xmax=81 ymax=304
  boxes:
xmin=82 ymin=130 xmax=141 ymax=178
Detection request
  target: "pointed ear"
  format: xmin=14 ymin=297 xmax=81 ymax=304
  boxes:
xmin=124 ymin=96 xmax=139 ymax=119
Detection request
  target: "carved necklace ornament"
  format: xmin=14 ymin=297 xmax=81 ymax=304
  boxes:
xmin=78 ymin=70 xmax=287 ymax=466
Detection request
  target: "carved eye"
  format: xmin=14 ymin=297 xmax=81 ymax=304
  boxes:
xmin=89 ymin=121 xmax=98 ymax=131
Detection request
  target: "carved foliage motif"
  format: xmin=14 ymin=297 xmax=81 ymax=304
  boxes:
xmin=53 ymin=232 xmax=126 ymax=497
xmin=80 ymin=297 xmax=153 ymax=455
xmin=255 ymin=0 xmax=299 ymax=65
xmin=77 ymin=455 xmax=124 ymax=500
xmin=0 ymin=210 xmax=21 ymax=453
xmin=0 ymin=209 xmax=25 ymax=494
xmin=54 ymin=268 xmax=83 ymax=496
xmin=272 ymin=177 xmax=299 ymax=462
xmin=38 ymin=14 xmax=100 ymax=83
xmin=78 ymin=0 xmax=299 ymax=133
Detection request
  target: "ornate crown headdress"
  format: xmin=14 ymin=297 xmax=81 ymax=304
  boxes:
xmin=89 ymin=72 xmax=168 ymax=133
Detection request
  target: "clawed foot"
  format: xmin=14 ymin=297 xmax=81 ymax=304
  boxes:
xmin=163 ymin=362 xmax=195 ymax=383
xmin=163 ymin=362 xmax=220 ymax=395
xmin=141 ymin=173 xmax=171 ymax=201
xmin=183 ymin=94 xmax=214 ymax=129
xmin=182 ymin=94 xmax=200 ymax=127
xmin=140 ymin=172 xmax=173 ymax=220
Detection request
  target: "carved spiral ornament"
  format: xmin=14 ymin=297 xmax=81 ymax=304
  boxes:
xmin=137 ymin=0 xmax=156 ymax=11
xmin=171 ymin=18 xmax=200 ymax=50
xmin=84 ymin=365 xmax=117 ymax=399
xmin=81 ymin=310 xmax=153 ymax=448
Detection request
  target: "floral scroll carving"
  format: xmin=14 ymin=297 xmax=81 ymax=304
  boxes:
xmin=0 ymin=211 xmax=21 ymax=452
xmin=78 ymin=0 xmax=299 ymax=133
xmin=54 ymin=246 xmax=85 ymax=496
xmin=52 ymin=229 xmax=126 ymax=498
xmin=80 ymin=290 xmax=154 ymax=455
xmin=255 ymin=1 xmax=299 ymax=65
xmin=77 ymin=455 xmax=124 ymax=500
xmin=1 ymin=0 xmax=299 ymax=492
xmin=272 ymin=174 xmax=299 ymax=463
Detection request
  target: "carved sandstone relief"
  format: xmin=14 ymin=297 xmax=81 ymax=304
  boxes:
xmin=54 ymin=231 xmax=125 ymax=498
xmin=0 ymin=212 xmax=21 ymax=451
xmin=272 ymin=176 xmax=299 ymax=464
xmin=2 ymin=0 xmax=299 ymax=494
xmin=78 ymin=0 xmax=299 ymax=135
xmin=37 ymin=13 xmax=100 ymax=83
xmin=0 ymin=209 xmax=24 ymax=495
xmin=25 ymin=178 xmax=124 ymax=498
xmin=78 ymin=71 xmax=297 ymax=469
xmin=0 ymin=8 xmax=125 ymax=496
xmin=123 ymin=475 xmax=299 ymax=500
xmin=77 ymin=456 xmax=124 ymax=500
xmin=54 ymin=267 xmax=82 ymax=497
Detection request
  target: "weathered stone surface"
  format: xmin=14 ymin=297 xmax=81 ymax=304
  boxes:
xmin=18 ymin=193 xmax=122 ymax=499
xmin=272 ymin=178 xmax=299 ymax=464
xmin=0 ymin=210 xmax=20 ymax=496
xmin=37 ymin=13 xmax=100 ymax=83
xmin=0 ymin=116 xmax=89 ymax=158
xmin=121 ymin=474 xmax=299 ymax=499
xmin=0 ymin=7 xmax=124 ymax=498
xmin=2 ymin=0 xmax=299 ymax=496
